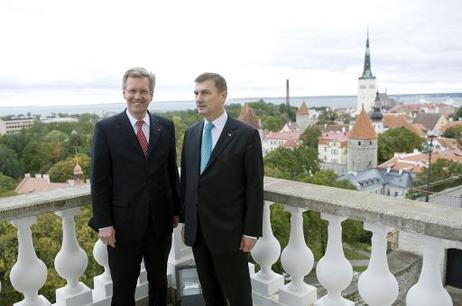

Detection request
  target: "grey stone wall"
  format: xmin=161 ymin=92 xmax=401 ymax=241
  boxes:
xmin=347 ymin=139 xmax=377 ymax=173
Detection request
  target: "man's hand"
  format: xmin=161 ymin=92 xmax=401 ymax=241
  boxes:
xmin=239 ymin=236 xmax=257 ymax=253
xmin=172 ymin=215 xmax=180 ymax=228
xmin=98 ymin=226 xmax=116 ymax=248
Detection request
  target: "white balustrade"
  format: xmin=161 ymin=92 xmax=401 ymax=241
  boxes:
xmin=251 ymin=201 xmax=284 ymax=297
xmin=315 ymin=213 xmax=353 ymax=306
xmin=406 ymin=235 xmax=453 ymax=306
xmin=278 ymin=206 xmax=317 ymax=306
xmin=92 ymin=239 xmax=112 ymax=304
xmin=358 ymin=223 xmax=398 ymax=306
xmin=54 ymin=207 xmax=92 ymax=306
xmin=10 ymin=216 xmax=51 ymax=306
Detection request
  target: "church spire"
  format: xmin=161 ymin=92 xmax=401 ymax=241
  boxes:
xmin=360 ymin=29 xmax=375 ymax=79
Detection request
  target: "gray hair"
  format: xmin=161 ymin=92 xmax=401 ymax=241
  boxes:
xmin=122 ymin=67 xmax=156 ymax=94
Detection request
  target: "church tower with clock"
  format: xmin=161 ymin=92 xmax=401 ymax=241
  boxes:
xmin=356 ymin=31 xmax=377 ymax=115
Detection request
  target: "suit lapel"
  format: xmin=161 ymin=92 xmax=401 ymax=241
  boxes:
xmin=190 ymin=122 xmax=203 ymax=176
xmin=117 ymin=112 xmax=145 ymax=158
xmin=202 ymin=117 xmax=236 ymax=174
xmin=147 ymin=113 xmax=162 ymax=157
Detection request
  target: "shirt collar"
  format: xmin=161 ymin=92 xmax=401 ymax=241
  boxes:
xmin=126 ymin=110 xmax=150 ymax=128
xmin=204 ymin=112 xmax=228 ymax=130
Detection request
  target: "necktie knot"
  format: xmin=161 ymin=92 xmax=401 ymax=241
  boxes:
xmin=136 ymin=120 xmax=144 ymax=130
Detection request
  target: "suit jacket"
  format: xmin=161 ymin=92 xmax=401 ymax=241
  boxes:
xmin=89 ymin=111 xmax=180 ymax=242
xmin=180 ymin=116 xmax=264 ymax=254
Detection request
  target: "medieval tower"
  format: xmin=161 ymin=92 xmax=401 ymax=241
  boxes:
xmin=356 ymin=31 xmax=377 ymax=115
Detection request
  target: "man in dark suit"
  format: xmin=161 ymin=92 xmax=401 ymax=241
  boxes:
xmin=180 ymin=73 xmax=264 ymax=306
xmin=90 ymin=67 xmax=180 ymax=306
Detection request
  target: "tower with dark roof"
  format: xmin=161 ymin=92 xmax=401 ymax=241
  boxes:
xmin=356 ymin=30 xmax=378 ymax=115
xmin=347 ymin=106 xmax=378 ymax=173
xmin=370 ymin=91 xmax=384 ymax=134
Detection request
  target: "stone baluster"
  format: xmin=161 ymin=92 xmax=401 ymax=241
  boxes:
xmin=406 ymin=235 xmax=452 ymax=306
xmin=358 ymin=223 xmax=398 ymax=306
xmin=54 ymin=207 xmax=92 ymax=305
xmin=251 ymin=201 xmax=284 ymax=297
xmin=315 ymin=213 xmax=353 ymax=306
xmin=10 ymin=216 xmax=51 ymax=306
xmin=92 ymin=239 xmax=113 ymax=304
xmin=278 ymin=206 xmax=317 ymax=306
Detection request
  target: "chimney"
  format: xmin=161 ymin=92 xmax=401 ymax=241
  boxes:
xmin=43 ymin=174 xmax=50 ymax=183
xmin=342 ymin=126 xmax=346 ymax=133
xmin=399 ymin=169 xmax=403 ymax=175
xmin=386 ymin=167 xmax=391 ymax=173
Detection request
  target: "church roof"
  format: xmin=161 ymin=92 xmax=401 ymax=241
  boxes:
xmin=297 ymin=101 xmax=309 ymax=115
xmin=359 ymin=30 xmax=375 ymax=80
xmin=238 ymin=104 xmax=260 ymax=129
xmin=349 ymin=107 xmax=377 ymax=139
xmin=413 ymin=113 xmax=443 ymax=131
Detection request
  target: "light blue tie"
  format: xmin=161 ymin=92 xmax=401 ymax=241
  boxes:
xmin=200 ymin=122 xmax=214 ymax=174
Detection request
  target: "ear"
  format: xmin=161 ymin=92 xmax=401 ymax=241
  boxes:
xmin=221 ymin=91 xmax=228 ymax=103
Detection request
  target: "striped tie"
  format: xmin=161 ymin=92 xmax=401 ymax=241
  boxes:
xmin=136 ymin=121 xmax=149 ymax=156
xmin=200 ymin=122 xmax=214 ymax=174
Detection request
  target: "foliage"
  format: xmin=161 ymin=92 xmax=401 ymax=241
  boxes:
xmin=265 ymin=146 xmax=320 ymax=179
xmin=317 ymin=108 xmax=338 ymax=125
xmin=0 ymin=144 xmax=24 ymax=178
xmin=452 ymin=107 xmax=462 ymax=121
xmin=443 ymin=125 xmax=462 ymax=145
xmin=0 ymin=173 xmax=16 ymax=193
xmin=413 ymin=159 xmax=462 ymax=194
xmin=48 ymin=153 xmax=90 ymax=182
xmin=299 ymin=126 xmax=321 ymax=149
xmin=377 ymin=128 xmax=423 ymax=164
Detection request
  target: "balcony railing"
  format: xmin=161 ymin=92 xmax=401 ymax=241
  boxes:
xmin=1 ymin=177 xmax=461 ymax=306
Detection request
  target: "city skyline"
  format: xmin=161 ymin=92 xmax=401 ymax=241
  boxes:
xmin=1 ymin=0 xmax=461 ymax=106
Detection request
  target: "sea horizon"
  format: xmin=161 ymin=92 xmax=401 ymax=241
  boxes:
xmin=1 ymin=92 xmax=461 ymax=117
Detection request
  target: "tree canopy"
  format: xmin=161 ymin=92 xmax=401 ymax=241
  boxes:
xmin=378 ymin=128 xmax=423 ymax=164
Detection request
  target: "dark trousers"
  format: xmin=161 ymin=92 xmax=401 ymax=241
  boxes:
xmin=107 ymin=225 xmax=172 ymax=306
xmin=192 ymin=226 xmax=252 ymax=306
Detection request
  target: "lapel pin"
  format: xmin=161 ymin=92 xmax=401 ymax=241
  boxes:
xmin=228 ymin=133 xmax=232 ymax=137
xmin=156 ymin=128 xmax=161 ymax=132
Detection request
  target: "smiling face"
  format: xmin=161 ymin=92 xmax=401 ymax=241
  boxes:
xmin=123 ymin=77 xmax=153 ymax=120
xmin=194 ymin=79 xmax=227 ymax=121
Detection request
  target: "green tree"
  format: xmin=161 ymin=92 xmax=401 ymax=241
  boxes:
xmin=452 ymin=107 xmax=462 ymax=121
xmin=299 ymin=127 xmax=321 ymax=149
xmin=443 ymin=125 xmax=462 ymax=145
xmin=264 ymin=146 xmax=320 ymax=179
xmin=48 ymin=153 xmax=90 ymax=183
xmin=0 ymin=173 xmax=16 ymax=193
xmin=378 ymin=128 xmax=423 ymax=164
xmin=414 ymin=159 xmax=462 ymax=192
xmin=0 ymin=144 xmax=24 ymax=178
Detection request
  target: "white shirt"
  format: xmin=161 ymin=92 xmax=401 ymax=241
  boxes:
xmin=126 ymin=110 xmax=150 ymax=142
xmin=203 ymin=111 xmax=228 ymax=150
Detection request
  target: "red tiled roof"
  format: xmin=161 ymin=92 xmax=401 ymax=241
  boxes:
xmin=15 ymin=176 xmax=70 ymax=194
xmin=297 ymin=101 xmax=309 ymax=114
xmin=238 ymin=104 xmax=260 ymax=129
xmin=349 ymin=108 xmax=377 ymax=139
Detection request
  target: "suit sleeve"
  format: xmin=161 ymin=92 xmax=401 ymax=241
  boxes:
xmin=167 ymin=121 xmax=181 ymax=216
xmin=90 ymin=121 xmax=113 ymax=229
xmin=179 ymin=130 xmax=187 ymax=223
xmin=243 ymin=129 xmax=264 ymax=237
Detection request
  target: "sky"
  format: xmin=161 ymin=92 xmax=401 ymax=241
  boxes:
xmin=0 ymin=0 xmax=461 ymax=106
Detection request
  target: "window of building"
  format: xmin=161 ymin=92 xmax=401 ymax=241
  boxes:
xmin=358 ymin=141 xmax=361 ymax=146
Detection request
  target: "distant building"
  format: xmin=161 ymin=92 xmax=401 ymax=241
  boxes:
xmin=389 ymin=102 xmax=455 ymax=118
xmin=340 ymin=168 xmax=413 ymax=198
xmin=378 ymin=145 xmax=462 ymax=174
xmin=347 ymin=107 xmax=378 ymax=173
xmin=41 ymin=117 xmax=79 ymax=124
xmin=318 ymin=130 xmax=349 ymax=175
xmin=357 ymin=31 xmax=377 ymax=114
xmin=412 ymin=113 xmax=448 ymax=134
xmin=262 ymin=122 xmax=301 ymax=156
xmin=0 ymin=116 xmax=34 ymax=135
xmin=382 ymin=113 xmax=426 ymax=137
xmin=370 ymin=91 xmax=385 ymax=134
xmin=15 ymin=174 xmax=70 ymax=194
xmin=238 ymin=104 xmax=261 ymax=130
xmin=296 ymin=101 xmax=312 ymax=129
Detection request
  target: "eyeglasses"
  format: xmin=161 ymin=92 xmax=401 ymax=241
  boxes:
xmin=125 ymin=89 xmax=151 ymax=97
